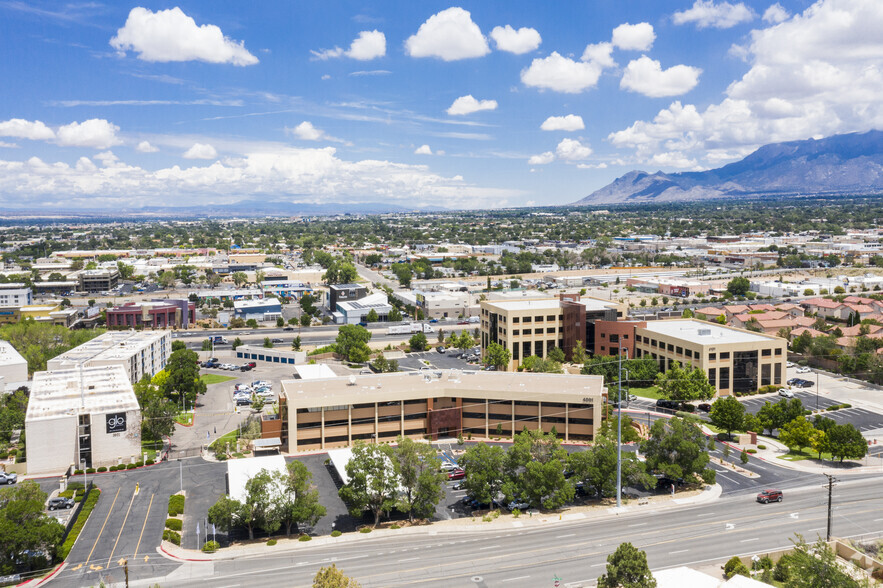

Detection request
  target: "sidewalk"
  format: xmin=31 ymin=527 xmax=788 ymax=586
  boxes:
xmin=157 ymin=483 xmax=723 ymax=563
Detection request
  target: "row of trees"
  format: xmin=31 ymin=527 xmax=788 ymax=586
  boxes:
xmin=208 ymin=460 xmax=326 ymax=540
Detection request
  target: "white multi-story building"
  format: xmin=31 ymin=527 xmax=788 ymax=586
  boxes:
xmin=25 ymin=365 xmax=142 ymax=474
xmin=0 ymin=282 xmax=32 ymax=307
xmin=47 ymin=331 xmax=170 ymax=384
xmin=0 ymin=341 xmax=28 ymax=389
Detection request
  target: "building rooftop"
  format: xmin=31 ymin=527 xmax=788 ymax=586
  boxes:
xmin=281 ymin=369 xmax=605 ymax=409
xmin=48 ymin=331 xmax=168 ymax=365
xmin=292 ymin=364 xmax=338 ymax=380
xmin=484 ymin=298 xmax=563 ymax=311
xmin=329 ymin=283 xmax=363 ymax=290
xmin=0 ymin=341 xmax=27 ymax=368
xmin=641 ymin=320 xmax=777 ymax=345
xmin=234 ymin=298 xmax=281 ymax=310
xmin=25 ymin=365 xmax=139 ymax=421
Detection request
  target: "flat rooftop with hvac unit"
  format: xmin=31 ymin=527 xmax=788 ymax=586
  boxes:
xmin=634 ymin=319 xmax=787 ymax=395
xmin=278 ymin=369 xmax=605 ymax=453
xmin=47 ymin=330 xmax=170 ymax=385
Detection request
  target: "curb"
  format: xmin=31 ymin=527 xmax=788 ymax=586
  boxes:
xmin=17 ymin=562 xmax=65 ymax=587
xmin=159 ymin=544 xmax=211 ymax=562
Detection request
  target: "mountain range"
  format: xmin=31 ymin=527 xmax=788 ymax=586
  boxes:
xmin=573 ymin=130 xmax=883 ymax=205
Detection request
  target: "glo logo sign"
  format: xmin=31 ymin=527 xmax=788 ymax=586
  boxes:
xmin=106 ymin=412 xmax=127 ymax=434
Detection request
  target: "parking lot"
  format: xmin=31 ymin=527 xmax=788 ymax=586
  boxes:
xmin=739 ymin=390 xmax=883 ymax=433
xmin=397 ymin=348 xmax=479 ymax=372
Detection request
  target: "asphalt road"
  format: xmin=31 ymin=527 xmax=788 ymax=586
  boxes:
xmin=135 ymin=476 xmax=883 ymax=588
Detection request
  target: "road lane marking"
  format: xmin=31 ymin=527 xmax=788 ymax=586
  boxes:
xmin=591 ymin=562 xmax=606 ymax=567
xmin=696 ymin=513 xmax=716 ymax=517
xmin=740 ymin=538 xmax=759 ymax=542
xmin=807 ymin=527 xmax=826 ymax=532
xmin=134 ymin=493 xmax=154 ymax=558
xmin=502 ymin=576 xmax=530 ymax=582
xmin=398 ymin=557 xmax=419 ymax=562
xmin=85 ymin=486 xmax=121 ymax=564
xmin=670 ymin=549 xmax=689 ymax=554
xmin=479 ymin=545 xmax=499 ymax=550
xmin=108 ymin=487 xmax=137 ymax=566
xmin=557 ymin=534 xmax=575 ymax=538
xmin=628 ymin=523 xmax=647 ymax=527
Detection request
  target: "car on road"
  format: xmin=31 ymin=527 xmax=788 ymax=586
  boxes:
xmin=448 ymin=469 xmax=466 ymax=481
xmin=697 ymin=403 xmax=711 ymax=412
xmin=655 ymin=399 xmax=679 ymax=410
xmin=756 ymin=488 xmax=783 ymax=503
xmin=0 ymin=472 xmax=18 ymax=485
xmin=47 ymin=497 xmax=74 ymax=510
xmin=282 ymin=326 xmax=294 ymax=331
xmin=628 ymin=394 xmax=637 ymax=402
xmin=271 ymin=338 xmax=283 ymax=343
xmin=779 ymin=388 xmax=795 ymax=398
xmin=796 ymin=367 xmax=812 ymax=373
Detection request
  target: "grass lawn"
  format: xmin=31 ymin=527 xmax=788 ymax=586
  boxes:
xmin=777 ymin=448 xmax=833 ymax=462
xmin=201 ymin=374 xmax=237 ymax=386
xmin=174 ymin=411 xmax=193 ymax=426
xmin=628 ymin=386 xmax=662 ymax=400
xmin=210 ymin=429 xmax=240 ymax=452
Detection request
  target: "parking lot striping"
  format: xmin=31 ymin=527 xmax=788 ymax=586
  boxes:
xmin=502 ymin=576 xmax=531 ymax=582
xmin=133 ymin=492 xmax=154 ymax=558
xmin=108 ymin=487 xmax=137 ymax=567
xmin=85 ymin=486 xmax=121 ymax=564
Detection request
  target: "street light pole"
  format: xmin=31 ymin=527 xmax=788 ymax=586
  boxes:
xmin=616 ymin=346 xmax=629 ymax=509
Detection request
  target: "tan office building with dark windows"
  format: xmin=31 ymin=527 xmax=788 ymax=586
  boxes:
xmin=277 ymin=370 xmax=605 ymax=452
xmin=634 ymin=319 xmax=787 ymax=395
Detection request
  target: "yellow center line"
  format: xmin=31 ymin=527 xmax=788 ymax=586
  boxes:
xmin=107 ymin=487 xmax=137 ymax=567
xmin=134 ymin=493 xmax=154 ymax=558
xmin=85 ymin=487 xmax=120 ymax=565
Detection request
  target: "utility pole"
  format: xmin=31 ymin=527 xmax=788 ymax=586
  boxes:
xmin=824 ymin=473 xmax=836 ymax=541
xmin=124 ymin=558 xmax=129 ymax=588
xmin=616 ymin=346 xmax=629 ymax=509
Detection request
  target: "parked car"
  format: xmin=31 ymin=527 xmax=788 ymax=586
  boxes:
xmin=252 ymin=380 xmax=271 ymax=388
xmin=47 ymin=497 xmax=74 ymax=510
xmin=244 ymin=362 xmax=256 ymax=368
xmin=440 ymin=461 xmax=458 ymax=472
xmin=448 ymin=469 xmax=466 ymax=481
xmin=779 ymin=388 xmax=795 ymax=398
xmin=655 ymin=399 xmax=679 ymax=410
xmin=796 ymin=367 xmax=812 ymax=373
xmin=235 ymin=397 xmax=252 ymax=406
xmin=756 ymin=489 xmax=783 ymax=503
xmin=240 ymin=364 xmax=253 ymax=371
xmin=202 ymin=358 xmax=219 ymax=368
xmin=697 ymin=403 xmax=711 ymax=412
xmin=507 ymin=499 xmax=530 ymax=511
xmin=0 ymin=472 xmax=17 ymax=485
xmin=786 ymin=361 xmax=796 ymax=368
xmin=437 ymin=346 xmax=446 ymax=353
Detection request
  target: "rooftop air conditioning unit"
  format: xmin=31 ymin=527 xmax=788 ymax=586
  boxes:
xmin=698 ymin=328 xmax=712 ymax=336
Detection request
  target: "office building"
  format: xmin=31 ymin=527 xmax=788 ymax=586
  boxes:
xmin=634 ymin=319 xmax=787 ymax=395
xmin=77 ymin=268 xmax=120 ymax=293
xmin=47 ymin=331 xmax=170 ymax=384
xmin=479 ymin=294 xmax=623 ymax=371
xmin=0 ymin=341 xmax=28 ymax=387
xmin=24 ymin=365 xmax=142 ymax=474
xmin=0 ymin=283 xmax=32 ymax=307
xmin=233 ymin=298 xmax=283 ymax=321
xmin=328 ymin=283 xmax=368 ymax=310
xmin=106 ymin=300 xmax=196 ymax=330
xmin=333 ymin=292 xmax=392 ymax=324
xmin=278 ymin=370 xmax=605 ymax=452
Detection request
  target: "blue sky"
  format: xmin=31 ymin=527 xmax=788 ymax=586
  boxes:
xmin=0 ymin=0 xmax=881 ymax=210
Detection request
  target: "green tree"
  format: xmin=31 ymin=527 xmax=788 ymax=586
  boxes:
xmin=232 ymin=271 xmax=248 ymax=287
xmin=335 ymin=324 xmax=372 ymax=363
xmin=597 ymin=542 xmax=657 ymax=588
xmin=641 ymin=417 xmax=715 ymax=485
xmin=276 ymin=317 xmax=285 ymax=328
xmin=365 ymin=309 xmax=379 ymax=323
xmin=388 ymin=307 xmax=403 ymax=322
xmin=503 ymin=429 xmax=574 ymax=509
xmin=134 ymin=375 xmax=178 ymax=442
xmin=569 ymin=435 xmax=653 ymax=499
xmin=274 ymin=460 xmax=326 ymax=537
xmin=483 ymin=342 xmax=511 ymax=371
xmin=171 ymin=340 xmax=186 ymax=351
xmin=825 ymin=423 xmax=867 ymax=463
xmin=598 ymin=412 xmax=641 ymax=444
xmin=292 ymin=336 xmax=302 ymax=351
xmin=201 ymin=339 xmax=213 ymax=351
xmin=548 ymin=346 xmax=566 ymax=363
xmin=300 ymin=292 xmax=318 ymax=316
xmin=454 ymin=331 xmax=476 ymax=352
xmin=784 ymin=534 xmax=860 ymax=587
xmin=726 ymin=277 xmax=751 ymax=296
xmin=392 ymin=437 xmax=446 ymax=522
xmin=300 ymin=314 xmax=312 ymax=327
xmin=163 ymin=348 xmax=206 ymax=405
xmin=338 ymin=443 xmax=399 ymax=527
xmin=778 ymin=417 xmax=817 ymax=452
xmin=571 ymin=340 xmax=588 ymax=364
xmin=655 ymin=362 xmax=715 ymax=402
xmin=263 ymin=337 xmax=274 ymax=348
xmin=408 ymin=332 xmax=428 ymax=352
xmin=246 ymin=318 xmax=259 ymax=329
xmin=0 ymin=481 xmax=65 ymax=575
xmin=709 ymin=396 xmax=745 ymax=440
xmin=232 ymin=337 xmax=243 ymax=350
xmin=313 ymin=564 xmax=361 ymax=588
xmin=459 ymin=442 xmax=506 ymax=507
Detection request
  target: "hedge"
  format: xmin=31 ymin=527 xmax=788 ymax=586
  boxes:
xmin=97 ymin=467 xmax=107 ymax=473
xmin=331 ymin=530 xmax=342 ymax=537
xmin=747 ymin=449 xmax=757 ymax=454
xmin=298 ymin=535 xmax=311 ymax=541
xmin=168 ymin=494 xmax=185 ymax=516
xmin=60 ymin=488 xmax=101 ymax=559
xmin=268 ymin=539 xmax=278 ymax=546
xmin=202 ymin=540 xmax=220 ymax=552
xmin=126 ymin=463 xmax=137 ymax=470
xmin=163 ymin=529 xmax=181 ymax=545
xmin=74 ymin=469 xmax=83 ymax=475
xmin=146 ymin=458 xmax=155 ymax=466
xmin=86 ymin=468 xmax=96 ymax=474
xmin=757 ymin=444 xmax=767 ymax=450
xmin=165 ymin=518 xmax=183 ymax=531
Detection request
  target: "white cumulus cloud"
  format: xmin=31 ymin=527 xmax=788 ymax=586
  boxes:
xmin=312 ymin=30 xmax=386 ymax=61
xmin=490 ymin=25 xmax=541 ymax=54
xmin=56 ymin=119 xmax=122 ymax=149
xmin=521 ymin=52 xmax=603 ymax=93
xmin=0 ymin=119 xmax=56 ymax=141
xmin=581 ymin=42 xmax=616 ymax=68
xmin=136 ymin=140 xmax=159 ymax=153
xmin=762 ymin=3 xmax=790 ymax=23
xmin=540 ymin=115 xmax=585 ymax=132
xmin=611 ymin=22 xmax=656 ymax=51
xmin=183 ymin=143 xmax=217 ymax=159
xmin=405 ymin=7 xmax=490 ymax=61
xmin=620 ymin=56 xmax=702 ymax=97
xmin=110 ymin=7 xmax=258 ymax=65
xmin=673 ymin=1 xmax=755 ymax=29
xmin=446 ymin=95 xmax=498 ymax=116
xmin=288 ymin=121 xmax=324 ymax=141
xmin=556 ymin=138 xmax=593 ymax=161
xmin=528 ymin=152 xmax=555 ymax=165
xmin=414 ymin=144 xmax=433 ymax=155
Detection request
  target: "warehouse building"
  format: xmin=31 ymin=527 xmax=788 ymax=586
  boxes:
xmin=634 ymin=319 xmax=787 ymax=395
xmin=47 ymin=331 xmax=170 ymax=384
xmin=24 ymin=365 xmax=142 ymax=474
xmin=233 ymin=298 xmax=282 ymax=321
xmin=278 ymin=370 xmax=605 ymax=452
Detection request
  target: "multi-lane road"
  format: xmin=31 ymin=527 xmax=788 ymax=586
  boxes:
xmin=130 ymin=476 xmax=883 ymax=588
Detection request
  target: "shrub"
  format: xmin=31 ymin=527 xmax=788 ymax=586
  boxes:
xmin=74 ymin=469 xmax=83 ymax=475
xmin=202 ymin=540 xmax=220 ymax=553
xmin=97 ymin=467 xmax=107 ymax=473
xmin=298 ymin=534 xmax=311 ymax=541
xmin=163 ymin=529 xmax=181 ymax=545
xmin=724 ymin=556 xmax=750 ymax=579
xmin=168 ymin=494 xmax=185 ymax=516
xmin=60 ymin=488 xmax=101 ymax=559
xmin=7 ymin=449 xmax=17 ymax=456
xmin=331 ymin=530 xmax=342 ymax=537
xmin=135 ymin=461 xmax=144 ymax=467
xmin=359 ymin=527 xmax=372 ymax=533
xmin=827 ymin=406 xmax=840 ymax=412
xmin=268 ymin=539 xmax=278 ymax=546
xmin=511 ymin=508 xmax=521 ymax=518
xmin=747 ymin=449 xmax=757 ymax=454
xmin=757 ymin=444 xmax=767 ymax=450
xmin=840 ymin=403 xmax=852 ymax=409
xmin=753 ymin=554 xmax=773 ymax=571
xmin=389 ymin=524 xmax=400 ymax=530
xmin=774 ymin=554 xmax=793 ymax=582
xmin=165 ymin=518 xmax=183 ymax=531
xmin=126 ymin=463 xmax=136 ymax=470
xmin=86 ymin=468 xmax=96 ymax=474
xmin=146 ymin=459 xmax=155 ymax=465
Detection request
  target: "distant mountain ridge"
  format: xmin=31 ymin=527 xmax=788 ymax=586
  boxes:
xmin=573 ymin=130 xmax=883 ymax=205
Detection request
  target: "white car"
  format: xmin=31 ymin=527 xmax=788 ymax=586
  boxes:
xmin=440 ymin=461 xmax=458 ymax=472
xmin=252 ymin=380 xmax=271 ymax=388
xmin=255 ymin=389 xmax=274 ymax=398
xmin=786 ymin=361 xmax=796 ymax=368
xmin=778 ymin=388 xmax=795 ymax=398
xmin=796 ymin=367 xmax=812 ymax=374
